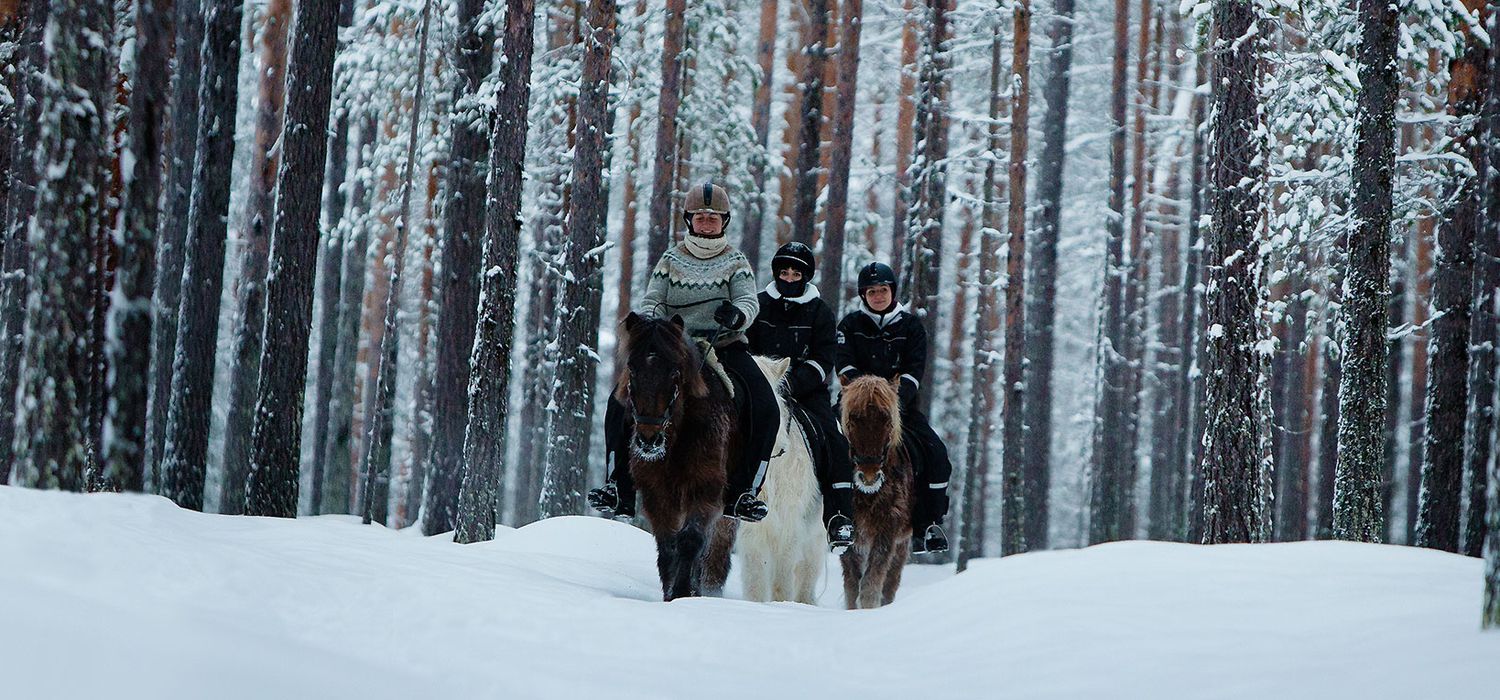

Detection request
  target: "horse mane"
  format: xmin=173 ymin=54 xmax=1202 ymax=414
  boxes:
xmin=614 ymin=315 xmax=711 ymax=400
xmin=839 ymin=376 xmax=903 ymax=447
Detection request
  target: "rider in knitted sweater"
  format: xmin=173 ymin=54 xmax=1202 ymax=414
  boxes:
xmin=588 ymin=183 xmax=777 ymax=523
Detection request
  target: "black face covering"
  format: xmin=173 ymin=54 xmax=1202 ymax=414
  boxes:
xmin=775 ymin=276 xmax=809 ymax=299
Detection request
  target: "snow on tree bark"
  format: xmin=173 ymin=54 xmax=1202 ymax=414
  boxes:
xmin=244 ymin=0 xmax=342 ymax=518
xmin=455 ymin=0 xmax=536 ymax=544
xmin=0 ymin=0 xmax=48 ymax=487
xmin=360 ymin=0 xmax=433 ymax=527
xmin=819 ymin=0 xmax=860 ymax=304
xmin=790 ymin=0 xmax=829 ymax=246
xmin=1332 ymin=0 xmax=1397 ymax=543
xmin=12 ymin=0 xmax=111 ymax=492
xmin=645 ymin=0 xmax=686 ymax=263
xmin=1417 ymin=1 xmax=1487 ymax=553
xmin=160 ymin=0 xmax=247 ymax=510
xmin=541 ymin=0 xmax=617 ymax=520
xmin=1199 ymin=0 xmax=1271 ymax=545
xmin=145 ymin=0 xmax=203 ymax=492
xmin=220 ymin=0 xmax=291 ymax=514
xmin=903 ymin=0 xmax=951 ymax=416
xmin=1022 ymin=0 xmax=1073 ymax=551
xmin=1088 ymin=0 xmax=1132 ymax=545
xmin=1000 ymin=0 xmax=1032 ymax=558
xmin=421 ymin=0 xmax=492 ymax=534
xmin=100 ymin=0 xmax=174 ymax=493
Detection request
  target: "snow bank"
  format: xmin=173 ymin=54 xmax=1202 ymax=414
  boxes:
xmin=0 ymin=486 xmax=1492 ymax=699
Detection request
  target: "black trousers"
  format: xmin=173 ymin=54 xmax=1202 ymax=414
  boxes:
xmin=788 ymin=388 xmax=854 ymax=524
xmin=604 ymin=341 xmax=777 ymax=509
xmin=900 ymin=405 xmax=952 ymax=528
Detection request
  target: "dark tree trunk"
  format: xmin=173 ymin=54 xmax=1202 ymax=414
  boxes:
xmin=100 ymin=0 xmax=175 ymax=493
xmin=1417 ymin=4 xmax=1487 ymax=553
xmin=455 ymin=0 xmax=536 ymax=543
xmin=1382 ymin=272 xmax=1405 ymax=543
xmin=145 ymin=0 xmax=203 ymax=492
xmin=1199 ymin=0 xmax=1269 ymax=544
xmin=645 ymin=0 xmax=686 ymax=263
xmin=361 ymin=0 xmax=434 ymax=527
xmin=420 ymin=0 xmax=493 ymax=534
xmin=0 ymin=0 xmax=49 ymax=487
xmin=741 ymin=0 xmax=779 ymax=271
xmin=244 ymin=0 xmax=342 ymax=518
xmin=820 ymin=0 xmax=861 ymax=304
xmin=1182 ymin=49 xmax=1210 ymax=544
xmin=999 ymin=0 xmax=1032 ymax=557
xmin=13 ymin=0 xmax=109 ymax=491
xmin=320 ymin=117 xmax=377 ymax=515
xmin=903 ymin=0 xmax=951 ymax=416
xmin=309 ymin=0 xmax=358 ymax=515
xmin=1023 ymin=0 xmax=1073 ymax=552
xmin=1469 ymin=4 xmax=1500 ymax=559
xmin=1333 ymin=0 xmax=1397 ymax=542
xmin=1316 ymin=310 xmax=1341 ymax=538
xmin=1088 ymin=0 xmax=1131 ymax=545
xmin=889 ymin=0 xmax=918 ymax=273
xmin=791 ymin=0 xmax=830 ymax=246
xmin=1275 ymin=274 xmax=1309 ymax=541
xmin=542 ymin=0 xmax=618 ymax=519
xmin=1406 ymin=219 xmax=1433 ymax=542
xmin=220 ymin=0 xmax=291 ymax=514
xmin=160 ymin=0 xmax=247 ymax=510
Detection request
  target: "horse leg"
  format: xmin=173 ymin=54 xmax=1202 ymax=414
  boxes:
xmin=655 ymin=531 xmax=679 ymax=602
xmin=701 ymin=517 xmax=737 ymax=597
xmin=668 ymin=517 xmax=708 ymax=600
xmin=881 ymin=538 xmax=910 ymax=606
xmin=839 ymin=546 xmax=864 ymax=610
xmin=858 ymin=541 xmax=894 ymax=609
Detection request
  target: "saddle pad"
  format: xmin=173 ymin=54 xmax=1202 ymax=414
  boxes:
xmin=693 ymin=339 xmax=736 ymax=399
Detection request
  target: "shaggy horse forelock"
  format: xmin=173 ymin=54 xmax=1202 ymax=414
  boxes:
xmin=614 ymin=316 xmax=710 ymax=402
xmin=839 ymin=376 xmax=903 ymax=449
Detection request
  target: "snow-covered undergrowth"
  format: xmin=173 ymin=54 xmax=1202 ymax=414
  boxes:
xmin=0 ymin=486 xmax=1492 ymax=699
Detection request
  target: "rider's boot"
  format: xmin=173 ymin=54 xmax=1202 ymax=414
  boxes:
xmin=827 ymin=513 xmax=854 ymax=549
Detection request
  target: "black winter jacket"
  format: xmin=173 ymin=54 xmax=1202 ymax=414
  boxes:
xmin=835 ymin=304 xmax=928 ymax=406
xmin=747 ymin=284 xmax=837 ymax=401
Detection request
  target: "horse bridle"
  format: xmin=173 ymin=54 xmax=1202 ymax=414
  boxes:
xmin=629 ymin=373 xmax=681 ymax=429
xmin=851 ymin=441 xmax=891 ymax=469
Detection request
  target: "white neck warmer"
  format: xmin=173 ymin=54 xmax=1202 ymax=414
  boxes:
xmin=684 ymin=233 xmax=729 ymax=259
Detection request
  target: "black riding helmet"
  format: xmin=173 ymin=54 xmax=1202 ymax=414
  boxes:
xmin=771 ymin=242 xmax=815 ymax=298
xmin=857 ymin=262 xmax=898 ymax=297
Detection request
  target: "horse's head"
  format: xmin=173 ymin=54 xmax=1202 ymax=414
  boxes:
xmin=617 ymin=312 xmax=709 ymax=460
xmin=839 ymin=376 xmax=903 ymax=493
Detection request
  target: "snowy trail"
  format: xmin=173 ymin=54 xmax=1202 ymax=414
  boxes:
xmin=0 ymin=486 xmax=1493 ymax=699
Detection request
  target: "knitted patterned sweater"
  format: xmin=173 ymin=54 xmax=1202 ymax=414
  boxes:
xmin=640 ymin=242 xmax=760 ymax=347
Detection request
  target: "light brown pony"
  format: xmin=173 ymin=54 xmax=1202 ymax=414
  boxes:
xmin=616 ymin=313 xmax=739 ymax=601
xmin=837 ymin=375 xmax=912 ymax=609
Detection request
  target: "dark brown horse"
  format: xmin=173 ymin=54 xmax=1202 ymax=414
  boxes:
xmin=838 ymin=376 xmax=912 ymax=609
xmin=617 ymin=313 xmax=740 ymax=601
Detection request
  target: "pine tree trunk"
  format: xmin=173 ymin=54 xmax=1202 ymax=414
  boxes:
xmin=420 ymin=0 xmax=493 ymax=534
xmin=997 ymin=0 xmax=1032 ymax=557
xmin=1382 ymin=271 xmax=1405 ymax=542
xmin=646 ymin=0 xmax=686 ymax=263
xmin=361 ymin=0 xmax=433 ymax=527
xmin=1468 ymin=3 xmax=1500 ymax=559
xmin=0 ymin=0 xmax=49 ymax=487
xmin=100 ymin=0 xmax=174 ymax=493
xmin=1332 ymin=0 xmax=1397 ymax=542
xmin=455 ymin=0 xmax=536 ymax=543
xmin=741 ymin=0 xmax=778 ymax=270
xmin=791 ymin=0 xmax=830 ymax=246
xmin=1406 ymin=219 xmax=1433 ymax=542
xmin=542 ymin=0 xmax=618 ymax=519
xmin=957 ymin=22 xmax=1007 ymax=572
xmin=11 ymin=0 xmax=109 ymax=491
xmin=244 ymin=0 xmax=342 ymax=518
xmin=320 ymin=117 xmax=377 ymax=515
xmin=1199 ymin=0 xmax=1269 ymax=544
xmin=820 ymin=0 xmax=861 ymax=304
xmin=1088 ymin=0 xmax=1131 ymax=545
xmin=160 ymin=0 xmax=248 ymax=510
xmin=1417 ymin=3 xmax=1487 ymax=553
xmin=220 ymin=0 xmax=292 ymax=514
xmin=904 ymin=0 xmax=951 ymax=416
xmin=1022 ymin=0 xmax=1072 ymax=552
xmin=1276 ymin=274 xmax=1309 ymax=540
xmin=1181 ymin=49 xmax=1209 ymax=544
xmin=889 ymin=0 xmax=918 ymax=273
xmin=144 ymin=0 xmax=203 ymax=492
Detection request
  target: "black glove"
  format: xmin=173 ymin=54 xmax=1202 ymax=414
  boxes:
xmin=713 ymin=301 xmax=745 ymax=330
xmin=898 ymin=377 xmax=919 ymax=409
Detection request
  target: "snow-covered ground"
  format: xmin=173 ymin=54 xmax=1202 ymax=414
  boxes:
xmin=0 ymin=486 xmax=1493 ymax=699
